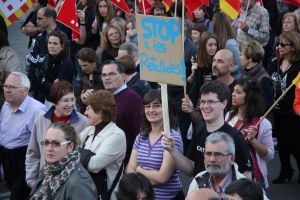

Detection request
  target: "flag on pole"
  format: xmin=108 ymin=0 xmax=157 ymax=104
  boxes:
xmin=137 ymin=0 xmax=151 ymax=14
xmin=110 ymin=0 xmax=131 ymax=15
xmin=162 ymin=0 xmax=173 ymax=11
xmin=56 ymin=0 xmax=80 ymax=41
xmin=292 ymin=72 xmax=300 ymax=87
xmin=184 ymin=0 xmax=209 ymax=13
xmin=281 ymin=0 xmax=300 ymax=7
xmin=48 ymin=0 xmax=56 ymax=8
xmin=0 ymin=0 xmax=32 ymax=26
xmin=220 ymin=0 xmax=240 ymax=20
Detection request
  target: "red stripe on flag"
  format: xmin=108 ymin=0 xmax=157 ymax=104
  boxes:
xmin=225 ymin=0 xmax=240 ymax=10
xmin=8 ymin=13 xmax=17 ymax=22
xmin=20 ymin=3 xmax=29 ymax=12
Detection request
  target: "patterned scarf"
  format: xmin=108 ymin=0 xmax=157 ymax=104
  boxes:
xmin=30 ymin=150 xmax=80 ymax=200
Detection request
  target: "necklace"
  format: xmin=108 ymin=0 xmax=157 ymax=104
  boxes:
xmin=280 ymin=63 xmax=291 ymax=73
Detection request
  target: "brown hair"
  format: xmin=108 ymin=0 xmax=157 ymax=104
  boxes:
xmin=197 ymin=31 xmax=218 ymax=68
xmin=76 ymin=48 xmax=99 ymax=63
xmin=117 ymin=55 xmax=136 ymax=75
xmin=87 ymin=90 xmax=117 ymax=123
xmin=241 ymin=41 xmax=265 ymax=63
xmin=95 ymin=0 xmax=115 ymax=31
xmin=282 ymin=12 xmax=300 ymax=32
xmin=48 ymin=81 xmax=74 ymax=104
xmin=213 ymin=12 xmax=236 ymax=49
xmin=47 ymin=31 xmax=69 ymax=55
xmin=100 ymin=24 xmax=123 ymax=50
xmin=279 ymin=31 xmax=300 ymax=63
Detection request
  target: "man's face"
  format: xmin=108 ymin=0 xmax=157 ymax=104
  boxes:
xmin=37 ymin=9 xmax=49 ymax=31
xmin=204 ymin=141 xmax=234 ymax=176
xmin=4 ymin=74 xmax=28 ymax=106
xmin=78 ymin=59 xmax=97 ymax=74
xmin=199 ymin=93 xmax=226 ymax=124
xmin=212 ymin=51 xmax=232 ymax=78
xmin=101 ymin=63 xmax=124 ymax=92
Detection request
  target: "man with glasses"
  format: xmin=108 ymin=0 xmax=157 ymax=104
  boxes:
xmin=187 ymin=132 xmax=246 ymax=198
xmin=0 ymin=72 xmax=46 ymax=199
xmin=163 ymin=81 xmax=252 ymax=178
xmin=81 ymin=61 xmax=142 ymax=164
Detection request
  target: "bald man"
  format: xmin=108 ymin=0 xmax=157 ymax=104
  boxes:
xmin=185 ymin=188 xmax=219 ymax=200
xmin=212 ymin=49 xmax=236 ymax=91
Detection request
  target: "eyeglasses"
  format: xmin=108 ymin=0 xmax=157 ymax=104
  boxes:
xmin=278 ymin=43 xmax=292 ymax=48
xmin=3 ymin=85 xmax=23 ymax=90
xmin=204 ymin=151 xmax=232 ymax=159
xmin=59 ymin=97 xmax=76 ymax=104
xmin=144 ymin=103 xmax=162 ymax=110
xmin=199 ymin=100 xmax=221 ymax=106
xmin=41 ymin=140 xmax=71 ymax=147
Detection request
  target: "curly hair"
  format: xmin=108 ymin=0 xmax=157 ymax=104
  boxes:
xmin=47 ymin=31 xmax=69 ymax=55
xmin=230 ymin=78 xmax=265 ymax=124
xmin=140 ymin=89 xmax=176 ymax=139
xmin=86 ymin=90 xmax=117 ymax=123
xmin=100 ymin=24 xmax=123 ymax=50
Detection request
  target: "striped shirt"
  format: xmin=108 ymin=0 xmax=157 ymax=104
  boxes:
xmin=133 ymin=129 xmax=183 ymax=200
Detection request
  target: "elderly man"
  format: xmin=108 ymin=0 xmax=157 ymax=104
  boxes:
xmin=0 ymin=72 xmax=46 ymax=199
xmin=236 ymin=0 xmax=270 ymax=47
xmin=81 ymin=61 xmax=142 ymax=164
xmin=187 ymin=132 xmax=245 ymax=198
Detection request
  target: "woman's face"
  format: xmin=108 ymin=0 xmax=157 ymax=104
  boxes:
xmin=240 ymin=51 xmax=252 ymax=69
xmin=282 ymin=16 xmax=297 ymax=32
xmin=54 ymin=92 xmax=75 ymax=117
xmin=232 ymin=84 xmax=246 ymax=107
xmin=153 ymin=8 xmax=165 ymax=16
xmin=144 ymin=100 xmax=163 ymax=124
xmin=48 ymin=36 xmax=64 ymax=56
xmin=193 ymin=8 xmax=205 ymax=20
xmin=107 ymin=27 xmax=121 ymax=47
xmin=278 ymin=39 xmax=294 ymax=57
xmin=84 ymin=105 xmax=103 ymax=126
xmin=206 ymin=38 xmax=218 ymax=56
xmin=98 ymin=0 xmax=108 ymax=18
xmin=191 ymin=30 xmax=201 ymax=44
xmin=43 ymin=127 xmax=73 ymax=164
xmin=126 ymin=22 xmax=137 ymax=37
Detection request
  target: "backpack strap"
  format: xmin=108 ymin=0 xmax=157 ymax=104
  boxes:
xmin=106 ymin=162 xmax=124 ymax=199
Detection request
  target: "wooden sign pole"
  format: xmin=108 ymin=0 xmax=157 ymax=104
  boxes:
xmin=161 ymin=84 xmax=170 ymax=136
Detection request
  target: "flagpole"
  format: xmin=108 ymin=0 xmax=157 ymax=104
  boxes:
xmin=174 ymin=0 xmax=178 ymax=17
xmin=181 ymin=0 xmax=187 ymax=97
xmin=243 ymin=0 xmax=251 ymax=21
xmin=135 ymin=0 xmax=137 ymax=14
xmin=142 ymin=0 xmax=146 ymax=14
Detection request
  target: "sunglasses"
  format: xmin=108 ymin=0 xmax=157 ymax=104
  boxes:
xmin=277 ymin=43 xmax=292 ymax=47
xmin=41 ymin=140 xmax=71 ymax=148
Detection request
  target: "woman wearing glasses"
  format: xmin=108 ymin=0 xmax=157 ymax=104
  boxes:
xmin=269 ymin=31 xmax=300 ymax=184
xmin=29 ymin=122 xmax=97 ymax=199
xmin=126 ymin=89 xmax=184 ymax=200
xmin=79 ymin=90 xmax=126 ymax=200
xmin=226 ymin=79 xmax=274 ymax=191
xmin=26 ymin=81 xmax=88 ymax=189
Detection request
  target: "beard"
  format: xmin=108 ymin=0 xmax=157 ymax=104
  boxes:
xmin=205 ymin=160 xmax=231 ymax=176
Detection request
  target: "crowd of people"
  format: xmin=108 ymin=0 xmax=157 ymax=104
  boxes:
xmin=0 ymin=0 xmax=300 ymax=199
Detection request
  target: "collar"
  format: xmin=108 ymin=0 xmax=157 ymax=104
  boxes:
xmin=10 ymin=95 xmax=30 ymax=113
xmin=113 ymin=83 xmax=127 ymax=96
xmin=44 ymin=106 xmax=79 ymax=123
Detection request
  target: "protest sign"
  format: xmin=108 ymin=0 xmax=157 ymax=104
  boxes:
xmin=136 ymin=14 xmax=186 ymax=86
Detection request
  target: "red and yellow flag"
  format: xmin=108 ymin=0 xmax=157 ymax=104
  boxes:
xmin=0 ymin=0 xmax=32 ymax=25
xmin=220 ymin=0 xmax=240 ymax=20
xmin=292 ymin=72 xmax=300 ymax=87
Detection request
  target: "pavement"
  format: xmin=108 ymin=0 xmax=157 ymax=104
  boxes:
xmin=1 ymin=13 xmax=300 ymax=200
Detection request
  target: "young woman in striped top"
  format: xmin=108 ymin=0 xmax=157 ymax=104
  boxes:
xmin=126 ymin=89 xmax=184 ymax=200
